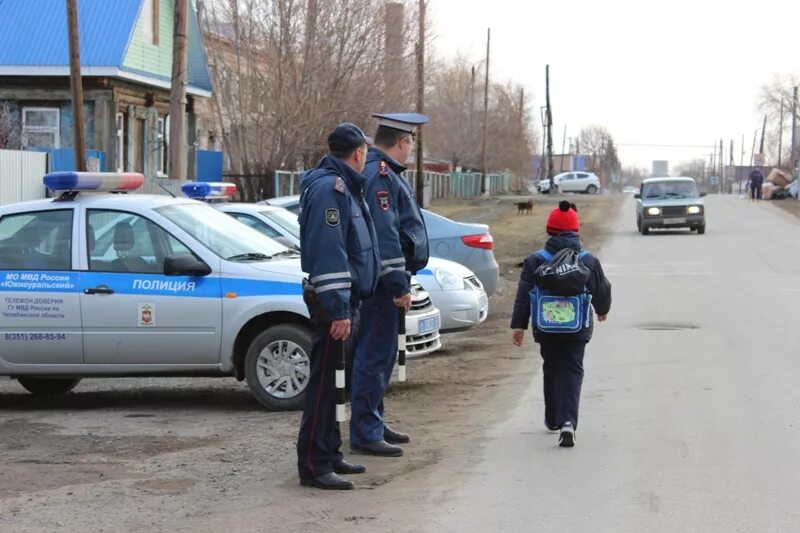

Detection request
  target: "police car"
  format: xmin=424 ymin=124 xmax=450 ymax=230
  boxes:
xmin=0 ymin=173 xmax=319 ymax=410
xmin=216 ymin=202 xmax=485 ymax=333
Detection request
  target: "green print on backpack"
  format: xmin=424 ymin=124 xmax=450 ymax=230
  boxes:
xmin=530 ymin=249 xmax=592 ymax=333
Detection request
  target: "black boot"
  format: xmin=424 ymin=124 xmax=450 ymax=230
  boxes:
xmin=384 ymin=425 xmax=410 ymax=444
xmin=350 ymin=440 xmax=404 ymax=457
xmin=300 ymin=472 xmax=355 ymax=490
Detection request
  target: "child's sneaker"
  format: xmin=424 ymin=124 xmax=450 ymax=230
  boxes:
xmin=545 ymin=420 xmax=560 ymax=433
xmin=558 ymin=422 xmax=575 ymax=447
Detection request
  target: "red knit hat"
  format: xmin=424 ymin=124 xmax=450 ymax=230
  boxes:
xmin=546 ymin=201 xmax=580 ymax=235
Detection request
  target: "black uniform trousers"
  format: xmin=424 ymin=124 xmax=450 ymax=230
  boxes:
xmin=296 ymin=295 xmax=357 ymax=481
xmin=539 ymin=338 xmax=587 ymax=429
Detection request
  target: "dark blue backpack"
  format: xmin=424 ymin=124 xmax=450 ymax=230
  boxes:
xmin=529 ymin=249 xmax=592 ymax=334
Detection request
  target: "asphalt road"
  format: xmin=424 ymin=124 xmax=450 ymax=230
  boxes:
xmin=418 ymin=195 xmax=800 ymax=532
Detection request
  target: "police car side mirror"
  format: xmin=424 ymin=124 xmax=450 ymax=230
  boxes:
xmin=633 ymin=193 xmax=641 ymax=199
xmin=164 ymin=254 xmax=212 ymax=277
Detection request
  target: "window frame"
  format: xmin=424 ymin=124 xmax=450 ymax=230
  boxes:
xmin=156 ymin=116 xmax=168 ymax=177
xmin=0 ymin=209 xmax=75 ymax=271
xmin=22 ymin=107 xmax=60 ymax=149
xmin=86 ymin=209 xmax=194 ymax=274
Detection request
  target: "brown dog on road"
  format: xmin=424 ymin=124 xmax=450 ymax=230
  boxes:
xmin=515 ymin=199 xmax=533 ymax=215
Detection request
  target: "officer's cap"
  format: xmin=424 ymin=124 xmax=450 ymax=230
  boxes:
xmin=372 ymin=113 xmax=429 ymax=133
xmin=328 ymin=123 xmax=373 ymax=152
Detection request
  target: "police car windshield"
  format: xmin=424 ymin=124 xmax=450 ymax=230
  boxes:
xmin=156 ymin=203 xmax=288 ymax=261
xmin=262 ymin=209 xmax=300 ymax=239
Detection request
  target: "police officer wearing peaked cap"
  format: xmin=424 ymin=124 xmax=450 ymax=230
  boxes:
xmin=350 ymin=113 xmax=430 ymax=457
xmin=297 ymin=123 xmax=381 ymax=490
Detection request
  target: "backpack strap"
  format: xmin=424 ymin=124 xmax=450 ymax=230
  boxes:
xmin=536 ymin=249 xmax=553 ymax=262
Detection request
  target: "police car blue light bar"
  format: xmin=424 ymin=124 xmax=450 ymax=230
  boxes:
xmin=43 ymin=172 xmax=145 ymax=192
xmin=182 ymin=182 xmax=237 ymax=199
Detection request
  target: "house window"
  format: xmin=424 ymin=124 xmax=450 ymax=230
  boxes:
xmin=116 ymin=112 xmax=125 ymax=172
xmin=22 ymin=108 xmax=60 ymax=149
xmin=157 ymin=116 xmax=168 ymax=176
xmin=141 ymin=0 xmax=158 ymax=45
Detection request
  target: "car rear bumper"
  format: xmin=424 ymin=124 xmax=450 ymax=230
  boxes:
xmin=470 ymin=259 xmax=499 ymax=296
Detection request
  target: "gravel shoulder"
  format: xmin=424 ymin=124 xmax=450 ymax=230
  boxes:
xmin=0 ymin=193 xmax=623 ymax=532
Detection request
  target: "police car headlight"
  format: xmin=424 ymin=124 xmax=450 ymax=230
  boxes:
xmin=688 ymin=205 xmax=702 ymax=215
xmin=434 ymin=268 xmax=466 ymax=291
xmin=647 ymin=207 xmax=661 ymax=216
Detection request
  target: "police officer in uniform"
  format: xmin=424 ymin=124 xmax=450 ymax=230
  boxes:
xmin=297 ymin=123 xmax=381 ymax=490
xmin=350 ymin=113 xmax=430 ymax=457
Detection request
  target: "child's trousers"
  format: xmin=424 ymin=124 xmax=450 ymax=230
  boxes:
xmin=540 ymin=339 xmax=587 ymax=429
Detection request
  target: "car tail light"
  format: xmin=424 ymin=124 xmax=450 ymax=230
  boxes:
xmin=461 ymin=234 xmax=494 ymax=250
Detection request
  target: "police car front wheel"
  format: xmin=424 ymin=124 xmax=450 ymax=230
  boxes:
xmin=17 ymin=377 xmax=81 ymax=397
xmin=245 ymin=324 xmax=312 ymax=410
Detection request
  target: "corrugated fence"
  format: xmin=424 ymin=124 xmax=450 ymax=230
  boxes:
xmin=0 ymin=149 xmax=48 ymax=204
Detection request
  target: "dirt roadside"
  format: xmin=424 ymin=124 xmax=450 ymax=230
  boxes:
xmin=0 ymin=194 xmax=623 ymax=533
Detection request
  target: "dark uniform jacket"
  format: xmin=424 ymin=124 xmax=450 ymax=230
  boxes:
xmin=299 ymin=155 xmax=380 ymax=321
xmin=511 ymin=232 xmax=611 ymax=342
xmin=362 ymin=147 xmax=429 ymax=297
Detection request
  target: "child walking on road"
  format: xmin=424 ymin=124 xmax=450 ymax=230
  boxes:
xmin=511 ymin=201 xmax=612 ymax=447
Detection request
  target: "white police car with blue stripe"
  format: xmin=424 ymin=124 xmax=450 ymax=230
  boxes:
xmin=0 ymin=173 xmax=312 ymax=410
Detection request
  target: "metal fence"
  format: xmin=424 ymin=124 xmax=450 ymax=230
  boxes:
xmin=0 ymin=149 xmax=48 ymax=204
xmin=271 ymin=168 xmax=516 ymax=204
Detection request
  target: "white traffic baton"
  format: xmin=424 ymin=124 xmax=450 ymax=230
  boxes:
xmin=397 ymin=307 xmax=407 ymax=382
xmin=335 ymin=338 xmax=347 ymax=423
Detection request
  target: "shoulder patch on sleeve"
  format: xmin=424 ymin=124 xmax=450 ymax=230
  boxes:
xmin=325 ymin=208 xmax=340 ymax=226
xmin=376 ymin=190 xmax=391 ymax=211
xmin=379 ymin=160 xmax=389 ymax=177
xmin=333 ymin=176 xmax=346 ymax=193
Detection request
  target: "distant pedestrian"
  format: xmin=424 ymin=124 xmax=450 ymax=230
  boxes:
xmin=749 ymin=167 xmax=765 ymax=202
xmin=510 ymin=201 xmax=612 ymax=447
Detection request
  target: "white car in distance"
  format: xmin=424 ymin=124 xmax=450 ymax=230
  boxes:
xmin=537 ymin=171 xmax=601 ymax=194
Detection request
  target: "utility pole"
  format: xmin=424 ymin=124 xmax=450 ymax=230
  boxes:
xmin=66 ymin=0 xmax=87 ymax=171
xmin=415 ymin=0 xmax=425 ymax=205
xmin=750 ymin=129 xmax=757 ymax=167
xmin=740 ymin=133 xmax=745 ymax=194
xmin=481 ymin=27 xmax=490 ymax=196
xmin=545 ymin=64 xmax=554 ymax=185
xmin=517 ymin=88 xmax=525 ymax=192
xmin=759 ymin=114 xmax=767 ymax=157
xmin=778 ymin=100 xmax=784 ymax=168
xmin=792 ymin=86 xmax=798 ymax=172
xmin=561 ymin=125 xmax=567 ymax=173
xmin=719 ymin=139 xmax=724 ymax=193
xmin=169 ymin=0 xmax=189 ymax=179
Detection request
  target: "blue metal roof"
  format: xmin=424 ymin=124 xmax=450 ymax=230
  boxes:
xmin=0 ymin=0 xmax=211 ymax=94
xmin=0 ymin=0 xmax=141 ymax=67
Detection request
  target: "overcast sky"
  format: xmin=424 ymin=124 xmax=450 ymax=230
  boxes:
xmin=429 ymin=0 xmax=799 ymax=171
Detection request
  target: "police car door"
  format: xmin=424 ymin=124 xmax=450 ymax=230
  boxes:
xmin=0 ymin=207 xmax=83 ymax=364
xmin=79 ymin=208 xmax=222 ymax=365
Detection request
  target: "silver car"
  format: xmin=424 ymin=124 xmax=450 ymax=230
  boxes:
xmin=217 ymin=203 xmax=487 ymax=333
xmin=263 ymin=196 xmax=500 ymax=296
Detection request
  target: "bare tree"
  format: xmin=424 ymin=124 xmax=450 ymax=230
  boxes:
xmin=757 ymin=73 xmax=799 ymax=169
xmin=0 ymin=101 xmax=21 ymax=150
xmin=576 ymin=125 xmax=620 ymax=185
xmin=200 ymin=0 xmax=419 ymax=200
xmin=425 ymin=57 xmax=536 ymax=178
